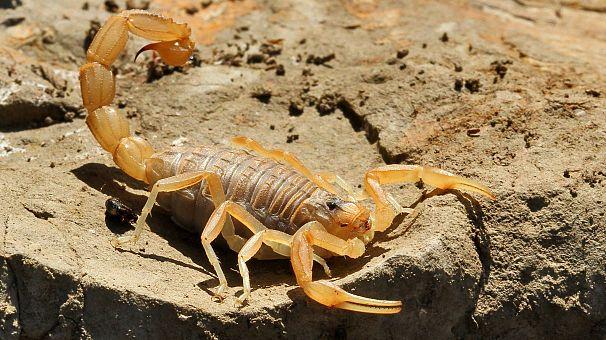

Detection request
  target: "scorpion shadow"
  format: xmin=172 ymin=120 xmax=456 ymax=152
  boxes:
xmin=71 ymin=163 xmax=299 ymax=292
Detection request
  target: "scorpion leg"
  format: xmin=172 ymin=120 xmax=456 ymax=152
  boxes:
xmin=291 ymin=222 xmax=402 ymax=314
xmin=364 ymin=165 xmax=495 ymax=232
xmin=237 ymin=231 xmax=332 ymax=305
xmin=236 ymin=229 xmax=291 ymax=304
xmin=200 ymin=201 xmax=267 ymax=299
xmin=111 ymin=171 xmax=236 ymax=247
xmin=201 ymin=201 xmax=331 ymax=301
xmin=231 ymin=136 xmax=340 ymax=195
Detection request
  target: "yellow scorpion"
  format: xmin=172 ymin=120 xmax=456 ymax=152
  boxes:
xmin=79 ymin=10 xmax=495 ymax=314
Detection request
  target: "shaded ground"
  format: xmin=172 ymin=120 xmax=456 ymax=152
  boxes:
xmin=0 ymin=0 xmax=605 ymax=338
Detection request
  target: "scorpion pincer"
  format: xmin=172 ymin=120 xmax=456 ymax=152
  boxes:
xmin=79 ymin=10 xmax=495 ymax=314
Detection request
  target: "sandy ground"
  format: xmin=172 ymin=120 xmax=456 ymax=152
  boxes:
xmin=0 ymin=0 xmax=605 ymax=338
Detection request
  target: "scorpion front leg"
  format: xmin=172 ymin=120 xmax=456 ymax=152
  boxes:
xmin=290 ymin=222 xmax=402 ymax=314
xmin=365 ymin=165 xmax=495 ymax=232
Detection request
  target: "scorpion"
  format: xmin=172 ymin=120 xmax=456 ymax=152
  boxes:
xmin=79 ymin=10 xmax=495 ymax=314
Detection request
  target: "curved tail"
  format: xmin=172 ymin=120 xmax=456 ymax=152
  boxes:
xmin=79 ymin=10 xmax=194 ymax=183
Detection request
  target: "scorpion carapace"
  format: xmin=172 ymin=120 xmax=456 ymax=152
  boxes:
xmin=80 ymin=10 xmax=495 ymax=314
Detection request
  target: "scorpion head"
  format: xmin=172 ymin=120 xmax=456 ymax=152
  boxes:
xmin=306 ymin=194 xmax=373 ymax=243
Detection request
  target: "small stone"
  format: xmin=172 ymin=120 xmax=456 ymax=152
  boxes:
xmin=289 ymin=99 xmax=304 ymax=116
xmin=467 ymin=128 xmax=481 ymax=137
xmin=184 ymin=5 xmax=199 ymax=15
xmin=306 ymin=53 xmax=335 ymax=66
xmin=64 ymin=112 xmax=75 ymax=122
xmin=396 ymin=49 xmax=409 ymax=59
xmin=246 ymin=53 xmax=266 ymax=64
xmin=251 ymin=86 xmax=272 ymax=103
xmin=1 ymin=17 xmax=25 ymax=27
xmin=464 ymin=79 xmax=481 ymax=93
xmin=104 ymin=0 xmax=120 ymax=13
xmin=275 ymin=64 xmax=285 ymax=76
xmin=454 ymin=79 xmax=463 ymax=92
xmin=286 ymin=134 xmax=299 ymax=143
xmin=260 ymin=42 xmax=282 ymax=57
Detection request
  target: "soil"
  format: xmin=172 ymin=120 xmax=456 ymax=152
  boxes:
xmin=1 ymin=0 xmax=605 ymax=339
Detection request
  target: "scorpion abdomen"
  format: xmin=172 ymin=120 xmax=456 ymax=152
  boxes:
xmin=146 ymin=146 xmax=321 ymax=236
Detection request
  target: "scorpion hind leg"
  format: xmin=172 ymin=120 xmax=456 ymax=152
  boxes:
xmin=111 ymin=171 xmax=212 ymax=248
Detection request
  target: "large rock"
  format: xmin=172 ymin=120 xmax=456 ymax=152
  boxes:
xmin=0 ymin=0 xmax=604 ymax=338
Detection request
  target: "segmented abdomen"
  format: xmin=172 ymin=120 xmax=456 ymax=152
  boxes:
xmin=146 ymin=146 xmax=319 ymax=235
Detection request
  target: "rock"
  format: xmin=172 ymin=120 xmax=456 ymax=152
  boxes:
xmin=0 ymin=0 xmax=604 ymax=338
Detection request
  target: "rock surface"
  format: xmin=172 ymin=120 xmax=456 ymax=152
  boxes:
xmin=0 ymin=0 xmax=604 ymax=338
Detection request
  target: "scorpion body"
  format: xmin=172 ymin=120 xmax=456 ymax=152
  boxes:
xmin=79 ymin=10 xmax=495 ymax=314
xmin=152 ymin=146 xmax=332 ymax=239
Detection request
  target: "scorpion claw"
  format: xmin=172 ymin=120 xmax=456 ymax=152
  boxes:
xmin=303 ymin=281 xmax=402 ymax=314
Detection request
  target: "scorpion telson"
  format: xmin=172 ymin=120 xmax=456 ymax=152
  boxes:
xmin=80 ymin=10 xmax=495 ymax=314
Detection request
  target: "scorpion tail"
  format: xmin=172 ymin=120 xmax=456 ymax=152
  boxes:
xmin=79 ymin=10 xmax=194 ymax=183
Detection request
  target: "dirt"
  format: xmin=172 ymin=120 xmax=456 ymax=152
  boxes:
xmin=0 ymin=0 xmax=605 ymax=339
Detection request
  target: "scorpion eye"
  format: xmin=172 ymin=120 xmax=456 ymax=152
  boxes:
xmin=326 ymin=199 xmax=338 ymax=211
xmin=340 ymin=223 xmax=348 ymax=228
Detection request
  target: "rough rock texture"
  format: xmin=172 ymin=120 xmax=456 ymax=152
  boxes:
xmin=0 ymin=0 xmax=604 ymax=338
